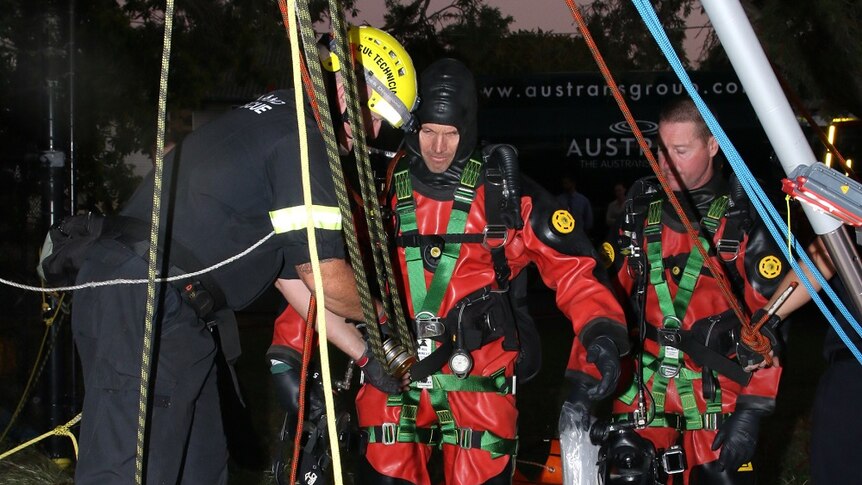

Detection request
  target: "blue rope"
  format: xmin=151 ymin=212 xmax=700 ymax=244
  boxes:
xmin=630 ymin=0 xmax=862 ymax=365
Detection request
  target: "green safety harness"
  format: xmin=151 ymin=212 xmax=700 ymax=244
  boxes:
xmin=395 ymin=156 xmax=482 ymax=325
xmin=617 ymin=196 xmax=733 ymax=431
xmin=364 ymin=371 xmax=517 ymax=457
xmin=362 ymin=155 xmax=517 ymax=457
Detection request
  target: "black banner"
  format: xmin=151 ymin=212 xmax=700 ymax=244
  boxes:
xmin=475 ymin=71 xmax=776 ymax=234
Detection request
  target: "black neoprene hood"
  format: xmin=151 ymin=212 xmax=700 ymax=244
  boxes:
xmin=406 ymin=58 xmax=478 ymax=168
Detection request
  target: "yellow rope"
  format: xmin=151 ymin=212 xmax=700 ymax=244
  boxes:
xmin=0 ymin=414 xmax=81 ymax=462
xmin=136 ymin=1 xmax=174 ymax=483
xmin=285 ymin=1 xmax=343 ymax=482
xmin=785 ymin=195 xmax=794 ymax=260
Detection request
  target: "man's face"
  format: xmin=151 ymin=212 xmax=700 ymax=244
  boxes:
xmin=419 ymin=123 xmax=460 ymax=173
xmin=335 ymin=75 xmax=383 ymax=153
xmin=656 ymin=120 xmax=718 ymax=192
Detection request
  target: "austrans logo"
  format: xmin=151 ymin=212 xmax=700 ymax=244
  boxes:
xmin=567 ymin=119 xmax=659 ymax=169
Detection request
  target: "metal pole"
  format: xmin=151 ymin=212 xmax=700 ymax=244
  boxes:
xmin=67 ymin=0 xmax=81 ymax=423
xmin=68 ymin=0 xmax=76 ymax=213
xmin=41 ymin=79 xmax=72 ymax=466
xmin=700 ymin=0 xmax=862 ymax=316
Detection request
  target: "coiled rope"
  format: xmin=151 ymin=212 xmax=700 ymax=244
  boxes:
xmin=0 ymin=414 xmax=81 ymax=462
xmin=324 ymin=1 xmax=414 ymax=357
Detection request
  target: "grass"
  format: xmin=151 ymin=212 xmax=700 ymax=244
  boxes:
xmin=0 ymin=285 xmax=828 ymax=484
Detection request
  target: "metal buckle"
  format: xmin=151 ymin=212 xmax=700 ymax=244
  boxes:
xmin=631 ymin=407 xmax=648 ymax=429
xmin=702 ymin=413 xmax=721 ymax=431
xmin=414 ymin=311 xmax=445 ymax=338
xmin=458 ymin=428 xmax=474 ymax=449
xmin=661 ymin=315 xmax=682 ymax=329
xmin=482 ymin=225 xmax=509 ymax=249
xmin=659 ymin=363 xmax=680 ymax=378
xmin=656 ymin=328 xmax=682 ymax=347
xmin=381 ymin=423 xmax=397 ymax=445
xmin=661 ymin=445 xmax=687 ymax=474
xmin=716 ymin=239 xmax=740 ymax=262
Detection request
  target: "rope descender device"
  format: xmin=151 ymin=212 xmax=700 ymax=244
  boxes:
xmin=782 ymin=163 xmax=862 ymax=226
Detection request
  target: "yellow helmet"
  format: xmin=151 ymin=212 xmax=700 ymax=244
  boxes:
xmin=321 ymin=26 xmax=418 ymax=130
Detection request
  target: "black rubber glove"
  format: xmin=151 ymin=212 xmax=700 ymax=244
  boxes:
xmin=562 ymin=373 xmax=595 ymax=432
xmin=359 ymin=349 xmax=403 ymax=395
xmin=585 ymin=336 xmax=622 ymax=401
xmin=711 ymin=408 xmax=764 ymax=470
xmin=737 ymin=309 xmax=782 ymax=368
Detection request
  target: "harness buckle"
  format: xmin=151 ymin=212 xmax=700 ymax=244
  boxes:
xmin=661 ymin=445 xmax=687 ymax=474
xmin=661 ymin=315 xmax=682 ymax=329
xmin=482 ymin=225 xmax=509 ymax=250
xmin=702 ymin=413 xmax=722 ymax=431
xmin=631 ymin=407 xmax=648 ymax=429
xmin=414 ymin=311 xmax=445 ymax=338
xmin=716 ymin=239 xmax=740 ymax=262
xmin=458 ymin=428 xmax=474 ymax=449
xmin=381 ymin=423 xmax=397 ymax=445
xmin=659 ymin=363 xmax=680 ymax=379
xmin=656 ymin=328 xmax=682 ymax=347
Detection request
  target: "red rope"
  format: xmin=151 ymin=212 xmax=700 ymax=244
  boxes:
xmin=564 ymin=0 xmax=771 ymax=359
xmin=277 ymin=0 xmax=324 ymax=131
xmin=289 ymin=295 xmax=317 ymax=485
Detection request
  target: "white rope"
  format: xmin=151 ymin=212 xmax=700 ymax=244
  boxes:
xmin=0 ymin=231 xmax=276 ymax=293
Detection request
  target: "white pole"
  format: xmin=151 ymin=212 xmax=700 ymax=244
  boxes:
xmin=700 ymin=0 xmax=838 ymax=232
xmin=700 ymin=0 xmax=862 ymax=312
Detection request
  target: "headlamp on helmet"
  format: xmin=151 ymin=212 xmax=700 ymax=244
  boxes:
xmin=320 ymin=26 xmax=418 ymax=131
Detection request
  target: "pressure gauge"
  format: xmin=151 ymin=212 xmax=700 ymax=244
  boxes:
xmin=449 ymin=349 xmax=473 ymax=379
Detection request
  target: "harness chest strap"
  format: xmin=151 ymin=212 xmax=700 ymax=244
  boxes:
xmin=394 ymin=157 xmax=483 ymax=320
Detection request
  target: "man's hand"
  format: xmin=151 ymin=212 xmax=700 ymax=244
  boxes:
xmin=358 ymin=348 xmax=410 ymax=395
xmin=737 ymin=309 xmax=782 ymax=371
xmin=585 ymin=337 xmax=621 ymax=401
xmin=711 ymin=408 xmax=764 ymax=470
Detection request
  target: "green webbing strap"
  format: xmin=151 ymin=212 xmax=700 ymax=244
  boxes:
xmin=363 ymin=423 xmax=516 ymax=457
xmin=430 ymin=369 xmax=513 ymax=394
xmin=613 ymin=411 xmax=732 ymax=431
xmin=395 ymin=157 xmax=483 ymax=320
xmin=617 ymin=352 xmax=723 ymax=430
xmin=639 ymin=197 xmax=728 ymax=428
xmin=648 ymin=233 xmax=708 ymax=320
xmin=472 ymin=430 xmax=518 ymax=458
xmin=675 ymin=374 xmax=702 ymax=429
xmin=701 ymin=195 xmax=729 ymax=233
xmin=362 ymin=423 xmax=440 ymax=446
xmin=393 ymin=387 xmax=421 ymax=443
xmin=428 ymin=384 xmax=459 ymax=446
xmin=364 ymin=425 xmax=439 ymax=446
xmin=381 ymin=368 xmax=516 ymax=457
